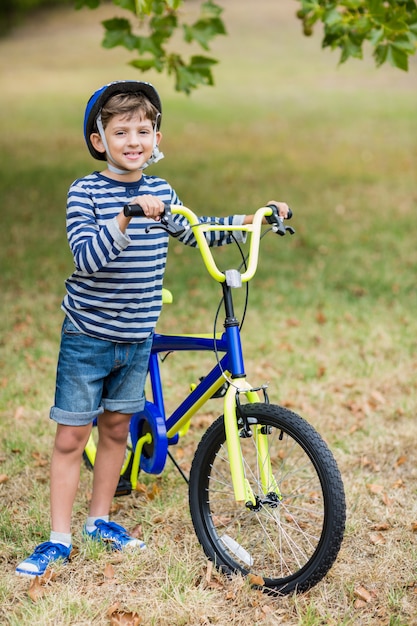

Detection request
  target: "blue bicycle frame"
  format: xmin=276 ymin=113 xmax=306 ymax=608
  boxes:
xmin=87 ymin=205 xmax=291 ymax=503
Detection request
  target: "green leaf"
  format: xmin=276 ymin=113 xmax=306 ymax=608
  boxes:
xmin=386 ymin=19 xmax=409 ymax=34
xmin=102 ymin=17 xmax=136 ymax=49
xmin=166 ymin=0 xmax=183 ymax=8
xmin=323 ymin=7 xmax=343 ymax=27
xmin=369 ymin=27 xmax=385 ymax=46
xmin=113 ymin=0 xmax=136 ymax=11
xmin=367 ymin=0 xmax=386 ymax=23
xmin=373 ymin=42 xmax=388 ymax=66
xmin=74 ymin=0 xmax=100 ymax=8
xmin=135 ymin=0 xmax=154 ymax=14
xmin=390 ymin=33 xmax=416 ymax=52
xmin=166 ymin=53 xmax=218 ymax=94
xmin=201 ymin=0 xmax=224 ymax=19
xmin=150 ymin=14 xmax=177 ymax=43
xmin=183 ymin=17 xmax=226 ymax=50
xmin=339 ymin=35 xmax=363 ymax=63
xmin=386 ymin=42 xmax=409 ymax=69
xmin=129 ymin=57 xmax=160 ymax=71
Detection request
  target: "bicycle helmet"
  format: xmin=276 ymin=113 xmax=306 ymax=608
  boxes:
xmin=84 ymin=80 xmax=162 ymax=161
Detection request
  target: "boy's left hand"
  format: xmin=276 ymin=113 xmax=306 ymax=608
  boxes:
xmin=267 ymin=200 xmax=291 ymax=219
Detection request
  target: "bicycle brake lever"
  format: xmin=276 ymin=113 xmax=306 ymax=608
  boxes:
xmin=266 ymin=205 xmax=295 ymax=236
xmin=146 ymin=210 xmax=186 ymax=238
xmin=272 ymin=218 xmax=287 ymax=237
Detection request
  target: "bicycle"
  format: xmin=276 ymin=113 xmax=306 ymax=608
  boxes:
xmin=83 ymin=204 xmax=346 ymax=595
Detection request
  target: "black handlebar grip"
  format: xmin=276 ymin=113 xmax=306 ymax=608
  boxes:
xmin=123 ymin=204 xmax=145 ymax=217
xmin=266 ymin=204 xmax=293 ymax=220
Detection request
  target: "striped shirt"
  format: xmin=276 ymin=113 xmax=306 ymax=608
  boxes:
xmin=62 ymin=171 xmax=246 ymax=342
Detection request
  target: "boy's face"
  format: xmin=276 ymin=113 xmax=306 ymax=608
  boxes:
xmin=90 ymin=111 xmax=162 ymax=173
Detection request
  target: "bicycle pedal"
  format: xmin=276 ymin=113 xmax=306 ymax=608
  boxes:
xmin=114 ymin=476 xmax=132 ymax=497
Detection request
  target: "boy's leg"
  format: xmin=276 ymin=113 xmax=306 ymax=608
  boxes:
xmin=84 ymin=410 xmax=146 ymax=550
xmin=50 ymin=422 xmax=92 ymax=533
xmin=16 ymin=422 xmax=91 ymax=577
xmin=88 ymin=410 xmax=131 ymax=517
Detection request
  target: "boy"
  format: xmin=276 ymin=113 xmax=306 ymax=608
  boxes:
xmin=16 ymin=80 xmax=290 ymax=577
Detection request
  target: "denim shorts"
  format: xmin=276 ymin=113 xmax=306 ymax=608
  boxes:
xmin=50 ymin=317 xmax=153 ymax=426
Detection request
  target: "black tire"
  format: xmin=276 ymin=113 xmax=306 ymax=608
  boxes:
xmin=189 ymin=403 xmax=346 ymax=595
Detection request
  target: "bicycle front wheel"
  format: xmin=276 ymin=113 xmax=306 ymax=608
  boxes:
xmin=189 ymin=403 xmax=346 ymax=595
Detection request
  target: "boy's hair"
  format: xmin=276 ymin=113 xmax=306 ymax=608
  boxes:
xmin=96 ymin=92 xmax=160 ymax=133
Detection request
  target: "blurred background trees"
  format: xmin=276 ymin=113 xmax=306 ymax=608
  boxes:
xmin=2 ymin=0 xmax=416 ymax=92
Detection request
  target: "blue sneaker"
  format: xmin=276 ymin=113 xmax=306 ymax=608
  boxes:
xmin=83 ymin=519 xmax=146 ymax=551
xmin=16 ymin=541 xmax=72 ymax=578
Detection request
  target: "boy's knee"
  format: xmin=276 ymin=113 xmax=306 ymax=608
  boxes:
xmin=54 ymin=425 xmax=90 ymax=455
xmin=100 ymin=412 xmax=131 ymax=444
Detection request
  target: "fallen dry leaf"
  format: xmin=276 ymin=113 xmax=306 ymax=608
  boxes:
xmin=147 ymin=483 xmax=161 ymax=500
xmin=129 ymin=524 xmax=143 ymax=540
xmin=392 ymin=478 xmax=405 ymax=489
xmin=0 ymin=474 xmax=9 ymax=484
xmin=27 ymin=573 xmax=57 ymax=602
xmin=354 ymin=585 xmax=373 ymax=603
xmin=14 ymin=406 xmax=25 ymax=420
xmin=286 ymin=317 xmax=300 ymax=327
xmin=103 ymin=562 xmax=115 ymax=579
xmin=109 ymin=610 xmax=142 ymax=625
xmin=354 ymin=599 xmax=368 ymax=609
xmin=315 ymin=310 xmax=327 ymax=324
xmin=247 ymin=573 xmax=265 ymax=587
xmin=107 ymin=602 xmax=120 ymax=616
xmin=369 ymin=532 xmax=386 ymax=545
xmin=371 ymin=522 xmax=390 ymax=531
xmin=316 ymin=365 xmax=327 ymax=378
xmin=40 ymin=569 xmax=58 ymax=584
xmin=28 ymin=577 xmax=46 ymax=602
xmin=368 ymin=390 xmax=386 ymax=406
xmin=367 ymin=483 xmax=384 ymax=495
xmin=32 ymin=451 xmax=48 ymax=467
xmin=381 ymin=492 xmax=393 ymax=507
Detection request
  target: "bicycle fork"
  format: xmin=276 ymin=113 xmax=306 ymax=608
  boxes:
xmin=223 ymin=382 xmax=281 ymax=507
xmin=222 ymin=279 xmax=281 ymax=506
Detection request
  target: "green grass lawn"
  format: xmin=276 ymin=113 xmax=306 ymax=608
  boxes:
xmin=1 ymin=1 xmax=417 ymax=624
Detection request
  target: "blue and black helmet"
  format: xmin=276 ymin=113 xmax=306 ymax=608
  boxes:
xmin=83 ymin=80 xmax=162 ymax=161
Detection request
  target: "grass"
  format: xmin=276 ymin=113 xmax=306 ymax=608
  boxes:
xmin=1 ymin=0 xmax=417 ymax=624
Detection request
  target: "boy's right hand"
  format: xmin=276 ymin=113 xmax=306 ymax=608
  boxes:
xmin=130 ymin=195 xmax=165 ymax=221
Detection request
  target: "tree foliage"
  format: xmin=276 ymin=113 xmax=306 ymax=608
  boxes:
xmin=74 ymin=0 xmax=416 ymax=93
xmin=297 ymin=0 xmax=417 ymax=72
xmin=2 ymin=0 xmax=416 ymax=91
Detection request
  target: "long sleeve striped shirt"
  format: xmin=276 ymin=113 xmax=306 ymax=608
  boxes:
xmin=62 ymin=171 xmax=246 ymax=342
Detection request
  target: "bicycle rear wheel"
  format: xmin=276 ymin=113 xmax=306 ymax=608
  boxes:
xmin=189 ymin=402 xmax=346 ymax=595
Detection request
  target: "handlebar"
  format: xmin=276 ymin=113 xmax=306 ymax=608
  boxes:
xmin=123 ymin=203 xmax=294 ymax=284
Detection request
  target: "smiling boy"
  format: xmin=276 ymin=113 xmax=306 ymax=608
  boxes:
xmin=16 ymin=80 xmax=290 ymax=577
